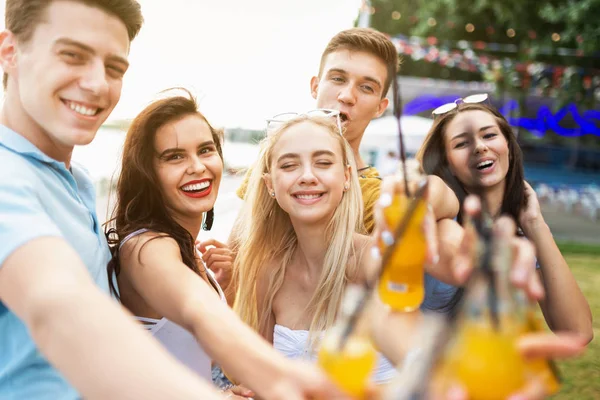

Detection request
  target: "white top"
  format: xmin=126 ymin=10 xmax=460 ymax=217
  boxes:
xmin=120 ymin=229 xmax=226 ymax=381
xmin=273 ymin=324 xmax=398 ymax=384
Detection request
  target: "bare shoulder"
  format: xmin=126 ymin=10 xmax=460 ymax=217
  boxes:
xmin=428 ymin=175 xmax=454 ymax=197
xmin=119 ymin=231 xmax=182 ymax=271
xmin=427 ymin=175 xmax=459 ymax=219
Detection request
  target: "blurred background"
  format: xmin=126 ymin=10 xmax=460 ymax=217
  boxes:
xmin=359 ymin=0 xmax=600 ymax=247
xmin=1 ymin=1 xmax=598 ymax=397
xmin=357 ymin=4 xmax=600 ymax=397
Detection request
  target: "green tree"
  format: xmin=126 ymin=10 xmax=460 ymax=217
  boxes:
xmin=369 ymin=0 xmax=600 ymax=149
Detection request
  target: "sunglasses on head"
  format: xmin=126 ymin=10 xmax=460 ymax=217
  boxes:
xmin=266 ymin=109 xmax=343 ymax=136
xmin=431 ymin=93 xmax=489 ymax=118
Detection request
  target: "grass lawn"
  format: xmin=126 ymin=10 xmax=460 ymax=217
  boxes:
xmin=552 ymin=243 xmax=600 ymax=399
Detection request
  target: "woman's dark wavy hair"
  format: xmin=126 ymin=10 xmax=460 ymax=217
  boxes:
xmin=416 ymin=102 xmax=527 ymax=317
xmin=105 ymin=89 xmax=223 ymax=297
xmin=417 ymin=102 xmax=526 ymax=224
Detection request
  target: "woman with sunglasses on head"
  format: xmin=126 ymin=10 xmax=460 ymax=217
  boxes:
xmin=233 ymin=112 xmax=426 ymax=390
xmin=105 ymin=91 xmax=348 ymax=400
xmin=416 ymin=95 xmax=592 ymax=342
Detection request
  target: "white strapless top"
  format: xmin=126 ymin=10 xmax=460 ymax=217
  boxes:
xmin=119 ymin=229 xmax=226 ymax=381
xmin=273 ymin=324 xmax=398 ymax=384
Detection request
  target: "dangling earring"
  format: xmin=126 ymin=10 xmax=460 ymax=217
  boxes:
xmin=270 ymin=191 xmax=276 ymax=198
xmin=202 ymin=208 xmax=214 ymax=231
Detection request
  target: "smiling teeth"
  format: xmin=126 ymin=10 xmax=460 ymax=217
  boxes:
xmin=67 ymin=101 xmax=98 ymax=116
xmin=296 ymin=194 xmax=321 ymax=199
xmin=477 ymin=160 xmax=494 ymax=168
xmin=182 ymin=181 xmax=210 ymax=191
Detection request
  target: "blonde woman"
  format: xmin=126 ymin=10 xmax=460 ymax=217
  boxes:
xmin=234 ymin=113 xmax=416 ymax=384
xmin=106 ymin=95 xmax=345 ymax=400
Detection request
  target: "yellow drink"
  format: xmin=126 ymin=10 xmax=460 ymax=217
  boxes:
xmin=443 ymin=318 xmax=526 ymax=400
xmin=318 ymin=334 xmax=377 ymax=398
xmin=521 ymin=310 xmax=561 ymax=395
xmin=378 ymin=193 xmax=428 ymax=311
xmin=525 ymin=359 xmax=561 ymax=395
xmin=433 ymin=228 xmax=560 ymax=400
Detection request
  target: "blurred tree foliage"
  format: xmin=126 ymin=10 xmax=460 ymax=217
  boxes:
xmin=367 ymin=0 xmax=600 ymax=150
xmin=369 ymin=0 xmax=599 ymax=61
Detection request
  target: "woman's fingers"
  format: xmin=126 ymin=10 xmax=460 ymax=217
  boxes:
xmin=203 ymin=251 xmax=233 ymax=265
xmin=517 ymin=332 xmax=587 ymax=360
xmin=506 ymin=378 xmax=547 ymax=400
xmin=197 ymin=238 xmax=228 ymax=253
xmin=230 ymin=385 xmax=255 ymax=398
xmin=451 ymin=196 xmax=481 ymax=284
xmin=494 ymin=216 xmax=543 ymax=301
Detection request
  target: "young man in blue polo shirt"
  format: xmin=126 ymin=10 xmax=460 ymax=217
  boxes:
xmin=0 ymin=1 xmax=226 ymax=399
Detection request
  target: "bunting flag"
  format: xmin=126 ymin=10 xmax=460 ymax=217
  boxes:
xmin=390 ymin=35 xmax=600 ymax=95
xmin=390 ymin=33 xmax=600 ymax=58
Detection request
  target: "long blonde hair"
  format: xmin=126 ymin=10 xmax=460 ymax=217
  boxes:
xmin=233 ymin=115 xmax=364 ymax=345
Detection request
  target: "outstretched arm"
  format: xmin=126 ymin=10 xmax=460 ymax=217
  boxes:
xmin=520 ymin=182 xmax=592 ymax=342
xmin=374 ymin=177 xmax=544 ymax=305
xmin=120 ymin=233 xmax=343 ymax=400
xmin=0 ymin=237 xmax=221 ymax=400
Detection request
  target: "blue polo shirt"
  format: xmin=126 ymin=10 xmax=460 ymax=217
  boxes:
xmin=0 ymin=125 xmax=111 ymax=399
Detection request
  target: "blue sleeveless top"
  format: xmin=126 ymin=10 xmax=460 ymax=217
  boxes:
xmin=421 ymin=274 xmax=458 ymax=314
xmin=421 ymin=215 xmax=460 ymax=314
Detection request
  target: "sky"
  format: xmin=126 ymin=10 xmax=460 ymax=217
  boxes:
xmin=1 ymin=0 xmax=363 ymax=129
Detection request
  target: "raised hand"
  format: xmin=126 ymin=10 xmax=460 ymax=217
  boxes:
xmin=197 ymin=238 xmax=234 ymax=289
xmin=451 ymin=196 xmax=544 ymax=301
xmin=519 ymin=181 xmax=544 ymax=234
xmin=222 ymin=384 xmax=255 ymax=399
xmin=435 ymin=333 xmax=586 ymax=400
xmin=257 ymin=360 xmax=351 ymax=400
